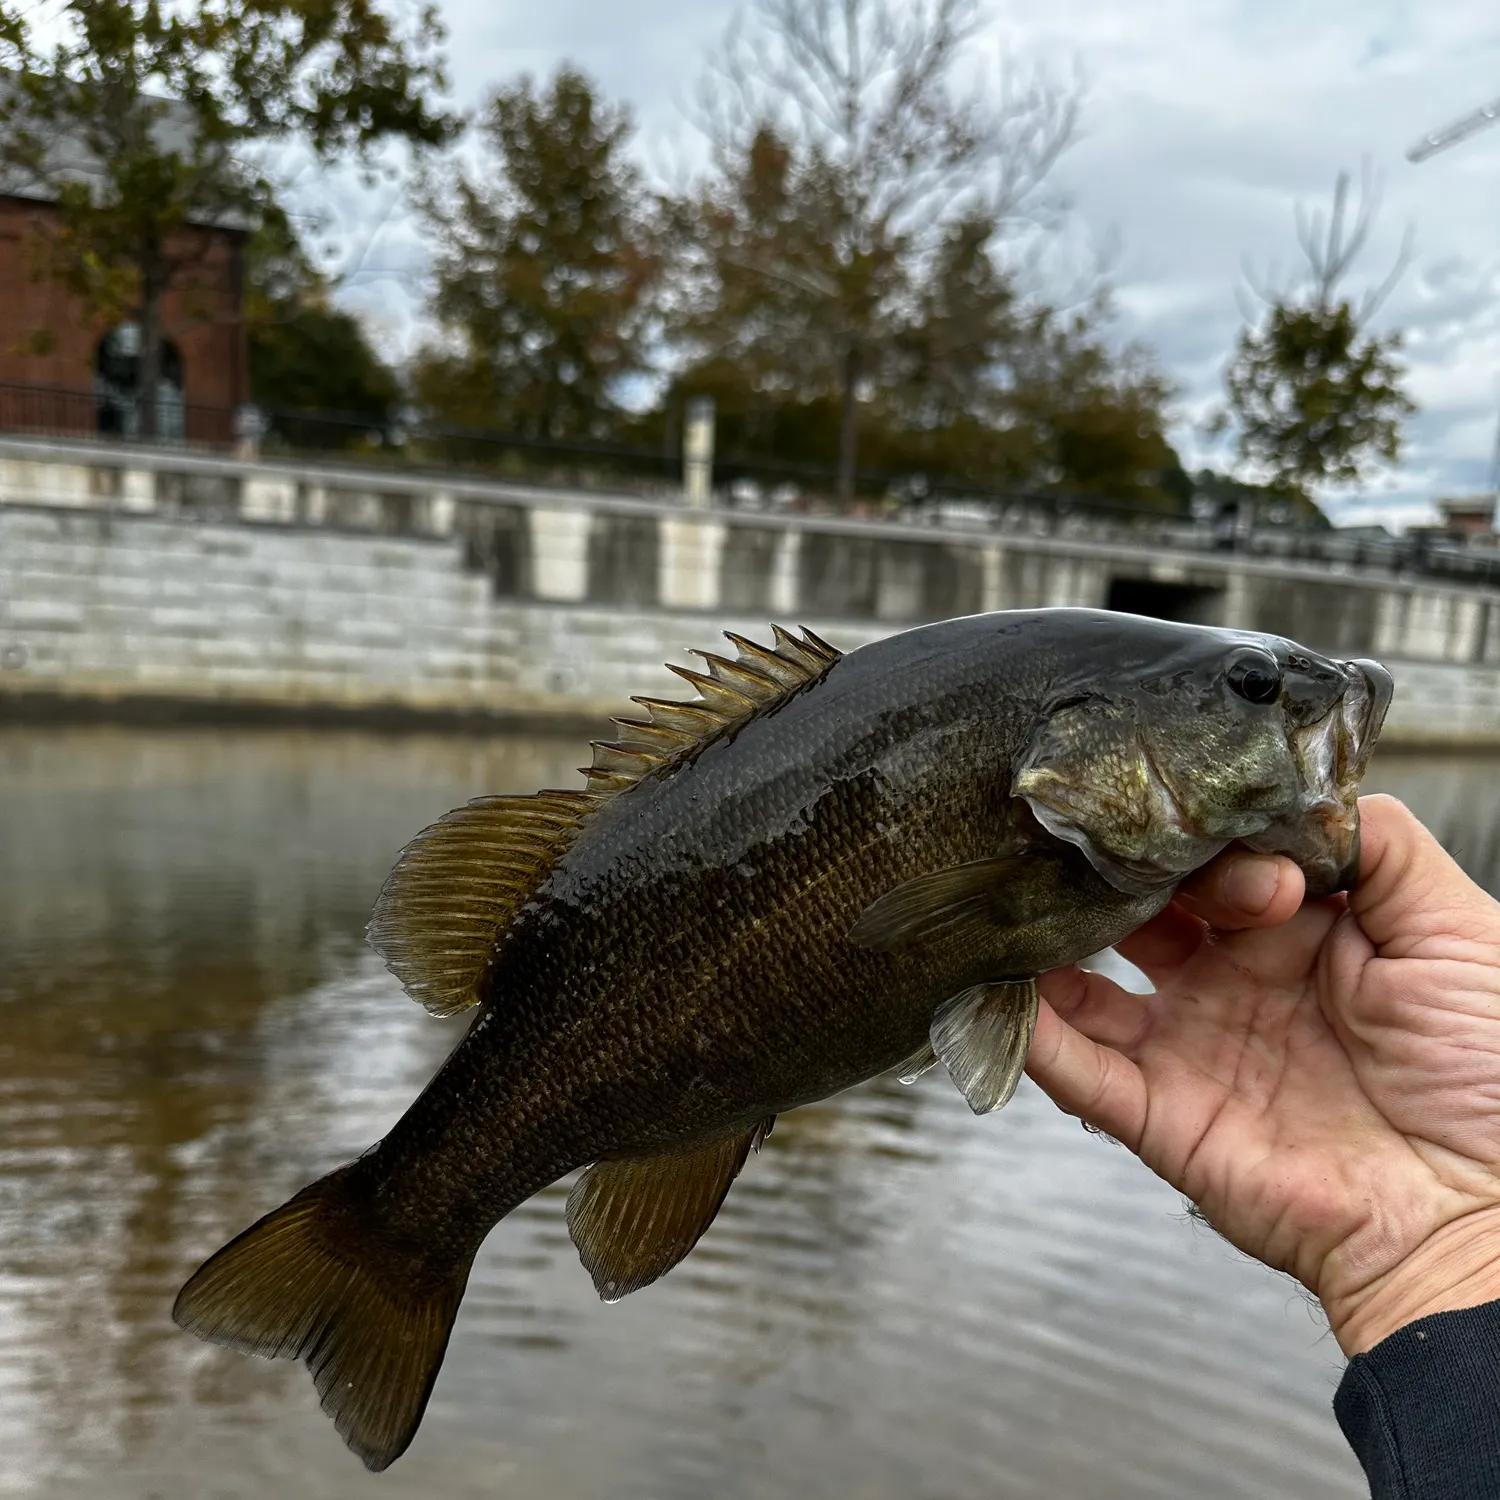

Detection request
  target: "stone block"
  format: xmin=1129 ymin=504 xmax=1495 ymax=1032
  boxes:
xmin=241 ymin=476 xmax=298 ymax=524
xmin=6 ymin=598 xmax=86 ymax=629
xmin=121 ymin=469 xmax=156 ymax=513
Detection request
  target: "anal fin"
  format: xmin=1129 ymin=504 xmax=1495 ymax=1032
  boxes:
xmin=931 ymin=979 xmax=1039 ymax=1115
xmin=566 ymin=1120 xmax=773 ymax=1302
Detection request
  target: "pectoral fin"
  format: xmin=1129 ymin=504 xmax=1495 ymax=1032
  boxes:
xmin=849 ymin=855 xmax=1029 ymax=953
xmin=566 ymin=1120 xmax=774 ymax=1302
xmin=930 ymin=979 xmax=1039 ymax=1114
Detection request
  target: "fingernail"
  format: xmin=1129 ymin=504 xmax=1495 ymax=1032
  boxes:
xmin=1222 ymin=854 xmax=1280 ymax=914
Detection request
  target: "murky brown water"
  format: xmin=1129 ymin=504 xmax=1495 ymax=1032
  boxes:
xmin=0 ymin=726 xmax=1490 ymax=1500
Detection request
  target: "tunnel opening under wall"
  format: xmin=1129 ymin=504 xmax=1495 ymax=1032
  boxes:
xmin=1106 ymin=577 xmax=1225 ymax=625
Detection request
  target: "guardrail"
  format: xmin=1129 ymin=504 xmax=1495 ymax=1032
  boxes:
xmin=2 ymin=412 xmax=1499 ymax=596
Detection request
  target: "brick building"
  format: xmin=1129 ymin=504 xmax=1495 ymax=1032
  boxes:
xmin=0 ymin=98 xmax=248 ymax=444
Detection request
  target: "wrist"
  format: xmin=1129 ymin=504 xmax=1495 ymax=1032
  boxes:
xmin=1325 ymin=1207 xmax=1500 ymax=1356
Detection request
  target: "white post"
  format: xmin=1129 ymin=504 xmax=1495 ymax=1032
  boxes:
xmin=769 ymin=529 xmax=801 ymax=616
xmin=683 ymin=396 xmax=715 ymax=509
xmin=659 ymin=517 xmax=726 ymax=610
xmin=528 ymin=508 xmax=592 ymax=601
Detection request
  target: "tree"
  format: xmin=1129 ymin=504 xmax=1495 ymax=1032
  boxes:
xmin=0 ymin=0 xmax=453 ymax=437
xmin=1219 ymin=168 xmax=1417 ymax=502
xmin=681 ymin=0 xmax=1080 ymax=501
xmin=413 ymin=67 xmax=660 ymax=443
xmin=890 ymin=214 xmax=1021 ymax=433
xmin=245 ymin=208 xmax=399 ymax=438
xmin=1002 ymin=303 xmax=1180 ymax=505
xmin=657 ymin=196 xmax=1180 ymax=505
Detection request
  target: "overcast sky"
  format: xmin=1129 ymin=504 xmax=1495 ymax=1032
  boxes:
xmin=315 ymin=0 xmax=1500 ymax=528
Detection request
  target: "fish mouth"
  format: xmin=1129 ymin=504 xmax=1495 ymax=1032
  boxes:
xmin=1244 ymin=659 xmax=1393 ymax=895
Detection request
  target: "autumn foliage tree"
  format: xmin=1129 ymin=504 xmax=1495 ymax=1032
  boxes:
xmin=413 ymin=67 xmax=660 ymax=442
xmin=0 ymin=0 xmax=454 ymax=436
xmin=680 ymin=0 xmax=1082 ymax=501
xmin=667 ymin=133 xmax=1177 ymax=503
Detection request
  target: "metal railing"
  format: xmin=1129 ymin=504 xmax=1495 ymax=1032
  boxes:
xmin=0 ymin=379 xmax=1190 ymax=525
xmin=4 ymin=379 xmax=1500 ymax=592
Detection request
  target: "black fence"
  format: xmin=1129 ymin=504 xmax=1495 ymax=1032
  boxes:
xmin=5 ymin=380 xmax=1500 ymax=592
xmin=0 ymin=380 xmax=1183 ymax=525
xmin=0 ymin=381 xmax=237 ymax=446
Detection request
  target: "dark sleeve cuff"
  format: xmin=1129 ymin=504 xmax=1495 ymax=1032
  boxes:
xmin=1334 ymin=1299 xmax=1500 ymax=1498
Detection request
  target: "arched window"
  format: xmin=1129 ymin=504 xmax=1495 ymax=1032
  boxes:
xmin=95 ymin=324 xmax=185 ymax=440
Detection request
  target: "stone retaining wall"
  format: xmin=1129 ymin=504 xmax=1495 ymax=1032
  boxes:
xmin=1 ymin=504 xmax=1494 ymax=745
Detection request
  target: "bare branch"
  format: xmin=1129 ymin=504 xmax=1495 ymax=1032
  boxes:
xmin=1357 ymin=220 xmax=1416 ymax=324
xmin=1239 ymin=162 xmax=1413 ymax=329
xmin=679 ymin=0 xmax=1089 ymax=501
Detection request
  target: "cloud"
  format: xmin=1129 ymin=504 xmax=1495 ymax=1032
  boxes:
xmin=294 ymin=0 xmax=1500 ymax=526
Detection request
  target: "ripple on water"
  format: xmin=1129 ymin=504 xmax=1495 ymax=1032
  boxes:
xmin=0 ymin=726 xmax=1434 ymax=1497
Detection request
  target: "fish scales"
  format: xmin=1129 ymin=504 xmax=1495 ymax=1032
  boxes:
xmin=382 ymin=634 xmax=1042 ymax=1196
xmin=172 ymin=608 xmax=1394 ymax=1472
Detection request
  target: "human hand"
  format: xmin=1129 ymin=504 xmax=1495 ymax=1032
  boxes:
xmin=1027 ymin=794 xmax=1500 ymax=1355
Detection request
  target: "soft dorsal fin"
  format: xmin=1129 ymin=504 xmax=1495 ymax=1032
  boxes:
xmin=368 ymin=626 xmax=841 ymax=1015
xmin=367 ymin=790 xmax=603 ymax=1017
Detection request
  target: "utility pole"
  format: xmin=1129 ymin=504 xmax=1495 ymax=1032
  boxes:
xmin=1408 ymin=93 xmax=1500 ymax=525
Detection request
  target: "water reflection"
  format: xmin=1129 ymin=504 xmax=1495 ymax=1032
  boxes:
xmin=4 ymin=728 xmax=1473 ymax=1497
xmin=1365 ymin=754 xmax=1500 ymax=895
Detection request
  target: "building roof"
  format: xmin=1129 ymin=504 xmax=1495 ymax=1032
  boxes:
xmin=1438 ymin=494 xmax=1497 ymax=525
xmin=0 ymin=75 xmax=248 ymax=230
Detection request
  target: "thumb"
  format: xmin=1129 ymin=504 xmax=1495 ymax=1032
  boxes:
xmin=1026 ymin=995 xmax=1147 ymax=1150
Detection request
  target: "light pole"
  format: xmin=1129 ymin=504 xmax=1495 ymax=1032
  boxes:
xmin=1407 ymin=93 xmax=1500 ymax=525
xmin=1407 ymin=95 xmax=1500 ymax=162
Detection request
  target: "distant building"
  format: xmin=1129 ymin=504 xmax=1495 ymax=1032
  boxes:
xmin=0 ymin=91 xmax=247 ymax=442
xmin=1436 ymin=494 xmax=1498 ymax=545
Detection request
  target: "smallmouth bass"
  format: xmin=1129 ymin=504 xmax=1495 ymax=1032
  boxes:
xmin=174 ymin=608 xmax=1393 ymax=1469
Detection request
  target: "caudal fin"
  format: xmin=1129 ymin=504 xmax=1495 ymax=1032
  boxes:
xmin=172 ymin=1165 xmax=473 ymax=1472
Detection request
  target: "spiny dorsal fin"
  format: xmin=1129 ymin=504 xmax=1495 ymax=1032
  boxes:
xmin=582 ymin=624 xmax=840 ymax=793
xmin=367 ymin=790 xmax=601 ymax=1017
xmin=369 ymin=627 xmax=840 ymax=1016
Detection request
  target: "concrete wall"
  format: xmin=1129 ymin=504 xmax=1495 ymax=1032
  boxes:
xmin=5 ymin=438 xmax=1500 ymax=743
xmin=0 ymin=502 xmax=1493 ymax=745
xmin=0 ymin=505 xmax=883 ymax=721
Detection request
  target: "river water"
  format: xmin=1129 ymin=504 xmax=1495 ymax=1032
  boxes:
xmin=1 ymin=725 xmax=1492 ymax=1500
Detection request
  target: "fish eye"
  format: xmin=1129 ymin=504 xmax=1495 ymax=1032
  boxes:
xmin=1227 ymin=652 xmax=1282 ymax=705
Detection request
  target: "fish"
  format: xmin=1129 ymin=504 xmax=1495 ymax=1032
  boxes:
xmin=172 ymin=607 xmax=1393 ymax=1470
